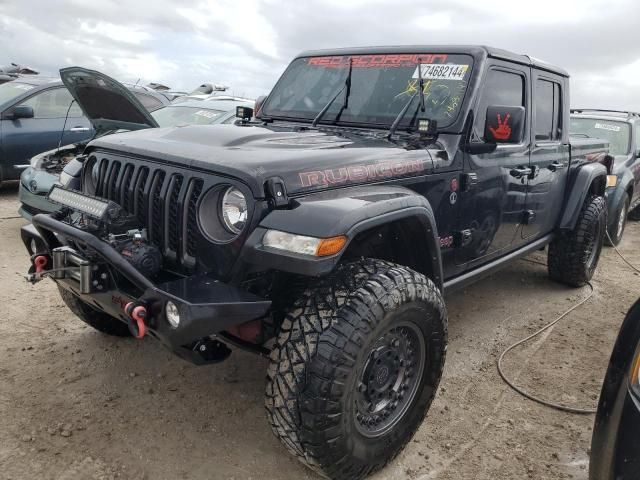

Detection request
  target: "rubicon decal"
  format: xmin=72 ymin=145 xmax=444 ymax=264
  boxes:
xmin=299 ymin=159 xmax=430 ymax=187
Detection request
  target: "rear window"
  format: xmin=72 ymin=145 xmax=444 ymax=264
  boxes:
xmin=0 ymin=82 xmax=35 ymax=106
xmin=570 ymin=118 xmax=631 ymax=155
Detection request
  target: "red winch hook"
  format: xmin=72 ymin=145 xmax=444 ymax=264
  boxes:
xmin=124 ymin=302 xmax=147 ymax=339
xmin=34 ymin=255 xmax=48 ymax=274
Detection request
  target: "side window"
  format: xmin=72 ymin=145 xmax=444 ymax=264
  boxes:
xmin=535 ymin=79 xmax=562 ymax=141
xmin=133 ymin=92 xmax=162 ymax=112
xmin=475 ymin=69 xmax=525 ymax=139
xmin=21 ymin=88 xmax=83 ymax=118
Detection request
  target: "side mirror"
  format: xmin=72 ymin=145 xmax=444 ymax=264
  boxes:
xmin=254 ymin=95 xmax=267 ymax=119
xmin=10 ymin=105 xmax=34 ymax=119
xmin=484 ymin=105 xmax=525 ymax=144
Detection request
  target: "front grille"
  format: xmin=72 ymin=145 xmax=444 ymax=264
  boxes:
xmin=88 ymin=154 xmax=207 ymax=270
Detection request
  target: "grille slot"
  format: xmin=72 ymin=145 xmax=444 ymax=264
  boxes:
xmin=183 ymin=178 xmax=204 ymax=266
xmin=92 ymin=156 xmax=207 ymax=271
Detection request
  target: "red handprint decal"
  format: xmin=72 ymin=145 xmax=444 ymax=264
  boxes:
xmin=490 ymin=113 xmax=512 ymax=141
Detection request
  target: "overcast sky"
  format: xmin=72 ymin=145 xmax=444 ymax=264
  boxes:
xmin=1 ymin=0 xmax=639 ymax=110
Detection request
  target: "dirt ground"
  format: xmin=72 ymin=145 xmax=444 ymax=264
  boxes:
xmin=1 ymin=183 xmax=639 ymax=480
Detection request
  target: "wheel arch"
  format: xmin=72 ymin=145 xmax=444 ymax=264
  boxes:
xmin=242 ymin=185 xmax=444 ymax=289
xmin=558 ymin=162 xmax=607 ymax=230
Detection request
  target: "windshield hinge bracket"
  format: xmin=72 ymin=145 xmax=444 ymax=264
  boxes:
xmin=265 ymin=177 xmax=289 ymax=208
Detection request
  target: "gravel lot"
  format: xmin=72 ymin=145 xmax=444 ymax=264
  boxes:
xmin=1 ymin=183 xmax=638 ymax=480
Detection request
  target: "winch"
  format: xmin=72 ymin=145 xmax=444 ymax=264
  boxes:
xmin=107 ymin=229 xmax=162 ymax=279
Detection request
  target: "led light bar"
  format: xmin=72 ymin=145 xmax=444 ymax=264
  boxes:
xmin=47 ymin=185 xmax=113 ymax=219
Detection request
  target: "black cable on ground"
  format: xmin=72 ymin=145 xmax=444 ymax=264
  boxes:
xmin=497 ymin=281 xmax=597 ymax=414
xmin=499 ymin=233 xmax=640 ymax=414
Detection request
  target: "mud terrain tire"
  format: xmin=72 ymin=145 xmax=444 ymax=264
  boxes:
xmin=58 ymin=286 xmax=131 ymax=337
xmin=548 ymin=195 xmax=606 ymax=287
xmin=265 ymin=259 xmax=447 ymax=480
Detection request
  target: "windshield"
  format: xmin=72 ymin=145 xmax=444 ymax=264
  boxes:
xmin=570 ymin=118 xmax=631 ymax=156
xmin=262 ymin=53 xmax=473 ymax=129
xmin=0 ymin=82 xmax=35 ymax=106
xmin=151 ymin=105 xmax=225 ymax=127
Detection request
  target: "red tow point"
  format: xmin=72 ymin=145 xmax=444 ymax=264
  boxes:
xmin=34 ymin=255 xmax=48 ymax=274
xmin=124 ymin=302 xmax=147 ymax=339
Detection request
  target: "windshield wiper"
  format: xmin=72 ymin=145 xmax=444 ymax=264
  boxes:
xmin=312 ymin=58 xmax=353 ymax=127
xmin=388 ymin=59 xmax=426 ymax=139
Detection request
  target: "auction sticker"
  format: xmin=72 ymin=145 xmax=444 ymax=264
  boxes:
xmin=413 ymin=64 xmax=469 ymax=80
xmin=595 ymin=122 xmax=621 ymax=132
xmin=194 ymin=110 xmax=219 ymax=119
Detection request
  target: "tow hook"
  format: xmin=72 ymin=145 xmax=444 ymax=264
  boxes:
xmin=25 ymin=254 xmax=51 ymax=283
xmin=34 ymin=255 xmax=49 ymax=274
xmin=124 ymin=302 xmax=147 ymax=339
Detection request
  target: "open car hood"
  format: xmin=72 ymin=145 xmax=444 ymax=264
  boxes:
xmin=59 ymin=67 xmax=158 ymax=135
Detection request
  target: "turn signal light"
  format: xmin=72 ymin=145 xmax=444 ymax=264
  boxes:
xmin=317 ymin=236 xmax=348 ymax=257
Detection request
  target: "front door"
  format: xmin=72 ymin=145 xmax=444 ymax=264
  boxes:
xmin=522 ymin=72 xmax=569 ymax=239
xmin=456 ymin=61 xmax=532 ymax=267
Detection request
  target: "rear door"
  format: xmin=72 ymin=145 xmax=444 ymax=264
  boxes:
xmin=456 ymin=60 xmax=532 ymax=267
xmin=2 ymin=87 xmax=92 ymax=166
xmin=521 ymin=72 xmax=568 ymax=239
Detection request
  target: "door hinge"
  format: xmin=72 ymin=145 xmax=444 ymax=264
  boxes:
xmin=460 ymin=173 xmax=478 ymax=192
xmin=265 ymin=177 xmax=289 ymax=208
xmin=453 ymin=229 xmax=473 ymax=247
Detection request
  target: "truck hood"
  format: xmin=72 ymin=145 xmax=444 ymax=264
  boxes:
xmin=60 ymin=67 xmax=158 ymax=135
xmin=87 ymin=123 xmax=448 ymax=197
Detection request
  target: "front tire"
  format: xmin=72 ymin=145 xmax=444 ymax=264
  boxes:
xmin=58 ymin=286 xmax=131 ymax=337
xmin=605 ymin=194 xmax=629 ymax=246
xmin=548 ymin=195 xmax=606 ymax=287
xmin=265 ymin=259 xmax=447 ymax=480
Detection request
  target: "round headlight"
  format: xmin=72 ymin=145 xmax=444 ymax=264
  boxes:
xmin=166 ymin=301 xmax=180 ymax=328
xmin=220 ymin=187 xmax=247 ymax=234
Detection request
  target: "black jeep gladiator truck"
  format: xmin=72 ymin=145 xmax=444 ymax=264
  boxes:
xmin=23 ymin=47 xmax=610 ymax=480
xmin=571 ymin=109 xmax=640 ymax=245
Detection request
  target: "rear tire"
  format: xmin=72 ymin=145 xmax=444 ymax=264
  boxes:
xmin=265 ymin=259 xmax=447 ymax=480
xmin=548 ymin=195 xmax=606 ymax=287
xmin=605 ymin=195 xmax=629 ymax=246
xmin=58 ymin=286 xmax=131 ymax=337
xmin=628 ymin=203 xmax=640 ymax=221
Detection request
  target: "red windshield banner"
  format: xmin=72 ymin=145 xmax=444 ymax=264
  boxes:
xmin=307 ymin=54 xmax=449 ymax=69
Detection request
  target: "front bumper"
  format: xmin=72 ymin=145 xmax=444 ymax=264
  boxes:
xmin=23 ymin=214 xmax=271 ymax=363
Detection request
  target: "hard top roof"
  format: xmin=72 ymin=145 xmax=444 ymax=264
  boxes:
xmin=571 ymin=109 xmax=640 ymax=121
xmin=294 ymin=45 xmax=569 ymax=77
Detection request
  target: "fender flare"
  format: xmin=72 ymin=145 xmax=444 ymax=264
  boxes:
xmin=559 ymin=162 xmax=607 ymax=230
xmin=242 ymin=185 xmax=443 ymax=288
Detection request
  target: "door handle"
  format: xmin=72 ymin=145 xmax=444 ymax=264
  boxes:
xmin=548 ymin=161 xmax=567 ymax=172
xmin=509 ymin=166 xmax=533 ymax=179
xmin=69 ymin=126 xmax=90 ymax=132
